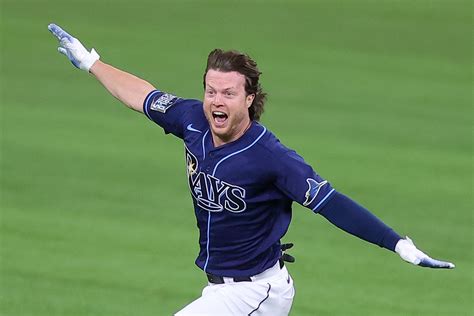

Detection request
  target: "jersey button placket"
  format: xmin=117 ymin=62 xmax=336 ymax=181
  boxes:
xmin=207 ymin=150 xmax=217 ymax=172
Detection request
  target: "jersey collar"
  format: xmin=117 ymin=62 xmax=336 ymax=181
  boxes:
xmin=205 ymin=121 xmax=265 ymax=155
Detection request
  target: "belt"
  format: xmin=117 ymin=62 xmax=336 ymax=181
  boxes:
xmin=206 ymin=258 xmax=286 ymax=284
xmin=206 ymin=274 xmax=252 ymax=284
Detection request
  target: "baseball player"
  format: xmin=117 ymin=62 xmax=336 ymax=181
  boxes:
xmin=48 ymin=24 xmax=455 ymax=316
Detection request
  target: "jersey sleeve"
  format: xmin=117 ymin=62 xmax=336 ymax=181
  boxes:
xmin=274 ymin=149 xmax=336 ymax=213
xmin=142 ymin=89 xmax=202 ymax=139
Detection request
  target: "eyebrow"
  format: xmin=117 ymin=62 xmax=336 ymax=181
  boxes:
xmin=206 ymin=84 xmax=237 ymax=92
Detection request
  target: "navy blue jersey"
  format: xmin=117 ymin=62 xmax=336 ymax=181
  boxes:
xmin=143 ymin=90 xmax=336 ymax=277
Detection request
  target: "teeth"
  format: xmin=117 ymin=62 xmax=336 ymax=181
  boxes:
xmin=213 ymin=111 xmax=226 ymax=116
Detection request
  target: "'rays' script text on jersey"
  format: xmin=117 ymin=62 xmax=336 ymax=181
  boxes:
xmin=185 ymin=146 xmax=246 ymax=213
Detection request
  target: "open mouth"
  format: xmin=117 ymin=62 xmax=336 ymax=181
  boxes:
xmin=212 ymin=111 xmax=228 ymax=126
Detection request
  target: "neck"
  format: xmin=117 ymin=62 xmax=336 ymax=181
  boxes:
xmin=212 ymin=119 xmax=252 ymax=147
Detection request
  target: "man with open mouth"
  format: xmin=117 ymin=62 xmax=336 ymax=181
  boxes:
xmin=48 ymin=23 xmax=455 ymax=316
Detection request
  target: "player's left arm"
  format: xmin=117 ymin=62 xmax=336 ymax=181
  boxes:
xmin=273 ymin=149 xmax=454 ymax=269
xmin=318 ymin=192 xmax=455 ymax=269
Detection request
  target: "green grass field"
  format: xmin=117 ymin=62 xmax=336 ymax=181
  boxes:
xmin=1 ymin=0 xmax=472 ymax=315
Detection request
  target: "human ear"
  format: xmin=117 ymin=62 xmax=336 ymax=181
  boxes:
xmin=247 ymin=94 xmax=255 ymax=107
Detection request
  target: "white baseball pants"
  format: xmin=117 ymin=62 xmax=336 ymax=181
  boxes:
xmin=175 ymin=262 xmax=295 ymax=315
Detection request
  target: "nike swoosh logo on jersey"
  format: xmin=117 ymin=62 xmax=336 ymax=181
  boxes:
xmin=186 ymin=124 xmax=202 ymax=133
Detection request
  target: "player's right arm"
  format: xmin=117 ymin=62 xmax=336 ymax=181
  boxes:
xmin=47 ymin=23 xmax=154 ymax=113
xmin=90 ymin=61 xmax=155 ymax=113
xmin=48 ymin=23 xmax=202 ymax=139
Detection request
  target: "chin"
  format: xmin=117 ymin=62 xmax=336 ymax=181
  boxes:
xmin=211 ymin=126 xmax=229 ymax=137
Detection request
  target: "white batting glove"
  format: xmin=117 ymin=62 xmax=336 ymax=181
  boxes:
xmin=48 ymin=23 xmax=100 ymax=72
xmin=395 ymin=237 xmax=455 ymax=269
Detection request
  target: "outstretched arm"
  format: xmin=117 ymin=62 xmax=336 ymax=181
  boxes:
xmin=48 ymin=23 xmax=154 ymax=112
xmin=90 ymin=61 xmax=155 ymax=113
xmin=319 ymin=192 xmax=455 ymax=269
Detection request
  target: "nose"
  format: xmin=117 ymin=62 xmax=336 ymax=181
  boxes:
xmin=212 ymin=93 xmax=224 ymax=106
